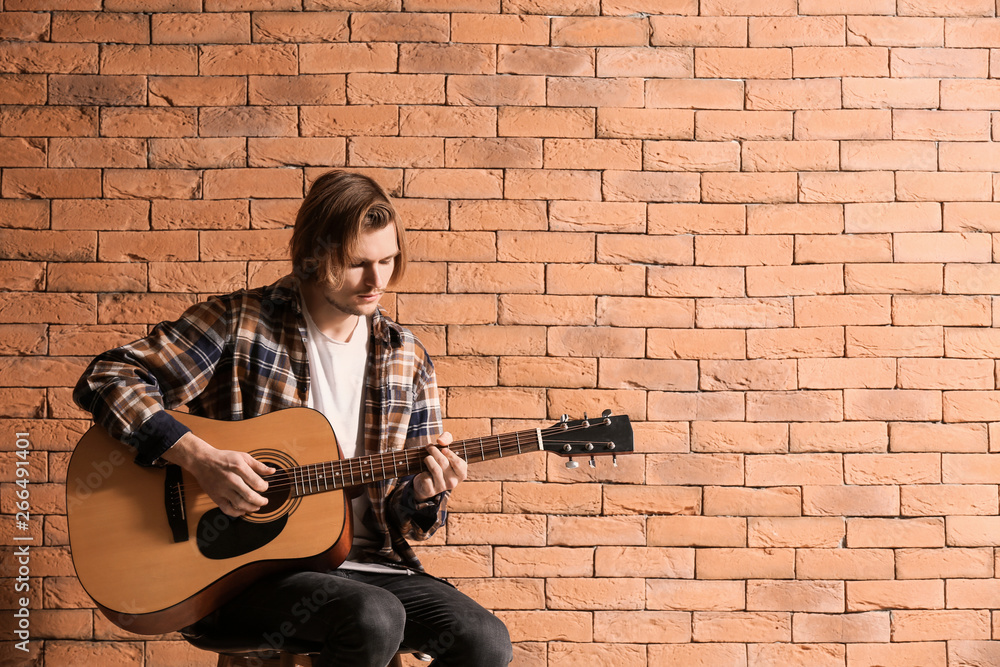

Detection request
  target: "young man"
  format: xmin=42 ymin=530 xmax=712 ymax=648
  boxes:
xmin=73 ymin=170 xmax=513 ymax=666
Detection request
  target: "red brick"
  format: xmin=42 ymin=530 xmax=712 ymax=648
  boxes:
xmin=790 ymin=422 xmax=887 ymax=453
xmin=101 ymin=44 xmax=197 ymax=75
xmin=751 ymin=16 xmax=845 ymax=47
xmin=0 ymin=199 xmax=47 ymax=229
xmin=510 ymin=0 xmax=596 ymax=13
xmin=547 ymin=325 xmax=645 ymax=356
xmin=152 ymin=200 xmax=248 ymax=231
xmin=152 ymin=12 xmax=249 ymax=44
xmin=746 ymin=78 xmax=841 ymax=111
xmin=2 ymin=168 xmax=101 ymax=199
xmin=448 ymin=262 xmax=543 ymax=294
xmin=446 ymin=138 xmax=541 ymax=169
xmin=499 ymin=357 xmax=595 ymax=388
xmin=650 ymin=643 xmax=747 ymax=665
xmin=646 ymin=140 xmax=739 ymax=171
xmin=843 ymin=77 xmax=941 ymax=109
xmin=895 ymin=110 xmax=991 ymax=141
xmin=494 ymin=610 xmax=591 ymax=642
xmin=498 ymin=45 xmax=593 ymax=77
xmin=842 ymin=140 xmax=937 ymax=171
xmin=902 ymin=485 xmax=998 ymax=517
xmin=796 ymin=110 xmax=892 ymax=141
xmin=748 ymin=580 xmax=844 ymax=613
xmin=48 ymin=262 xmax=146 ymax=292
xmin=747 ymin=265 xmax=843 ymax=296
xmin=697 ymin=552 xmax=795 ymax=582
xmin=402 ymin=106 xmax=497 ymax=138
xmin=894 ymin=47 xmax=989 ymax=77
xmin=48 ymin=138 xmax=145 ymax=169
xmin=700 ymin=360 xmax=795 ymax=391
xmin=248 ymin=74 xmax=346 ymax=106
xmin=845 ymin=263 xmax=943 ymax=294
xmin=548 ymin=516 xmax=646 ymax=546
xmin=498 ymin=106 xmax=594 ymax=138
xmin=450 ymin=14 xmax=550 ymax=46
xmin=597 ymin=108 xmax=692 ymax=141
xmin=50 ymin=11 xmax=148 ymax=43
xmin=0 ymin=73 xmax=46 ymax=105
xmin=505 ymin=169 xmax=601 ymax=201
xmin=0 ymin=293 xmax=95 ymax=325
xmin=850 ymin=642 xmax=947 ymax=666
xmin=946 ymin=17 xmax=1000 ymax=46
xmin=892 ymin=423 xmax=987 ymax=454
xmin=498 ymin=296 xmax=593 ymax=326
xmin=691 ymin=421 xmax=788 ymax=453
xmin=894 ymin=610 xmax=990 ymax=642
xmin=548 ymin=76 xmax=644 ymax=107
xmin=898 ymin=548 xmax=993 ymax=581
xmin=793 ymin=47 xmax=889 ymax=77
xmin=102 ymin=107 xmax=197 ymax=137
xmin=898 ymin=171 xmax=992 ymax=202
xmin=351 ymin=12 xmax=449 ymax=43
xmin=300 ymin=43 xmax=396 ymax=74
xmin=596 ymin=46 xmax=692 ymax=78
xmin=0 ymin=137 xmax=45 ymax=168
xmin=702 ymin=172 xmax=798 ymax=203
xmin=347 ymin=137 xmax=443 ymax=168
xmin=402 ymin=43 xmax=495 ymax=75
xmin=348 ymin=73 xmax=446 ymax=105
xmin=148 ymin=76 xmax=245 ymax=107
xmin=650 ymin=16 xmax=746 ymax=47
xmin=0 ymin=42 xmax=98 ymax=74
xmin=252 ymin=11 xmax=348 ymax=43
xmin=747 ymin=327 xmax=845 ymax=359
xmin=744 ymin=140 xmax=838 ymax=171
xmin=458 ymin=200 xmax=552 ymax=232
xmin=647 ymin=78 xmax=745 ymax=109
xmin=748 ymin=517 xmax=844 ymax=548
xmin=199 ymin=106 xmax=298 ymax=138
xmin=103 ymin=169 xmax=201 ymax=200
xmin=845 ymin=202 xmax=941 ymax=233
xmin=301 ymin=105 xmax=398 ymax=137
xmin=551 ymin=17 xmax=649 ymax=47
xmin=899 ymin=0 xmax=993 ymax=15
xmin=696 ymin=47 xmax=792 ymax=79
xmin=594 ymin=609 xmax=691 ymax=643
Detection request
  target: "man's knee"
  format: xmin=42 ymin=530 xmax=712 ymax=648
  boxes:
xmin=322 ymin=587 xmax=406 ymax=663
xmin=441 ymin=611 xmax=512 ymax=665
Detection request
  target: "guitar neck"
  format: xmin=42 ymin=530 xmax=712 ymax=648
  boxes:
xmin=279 ymin=427 xmax=544 ymax=497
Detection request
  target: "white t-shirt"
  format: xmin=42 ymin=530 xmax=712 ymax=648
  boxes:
xmin=300 ymin=302 xmax=379 ymax=549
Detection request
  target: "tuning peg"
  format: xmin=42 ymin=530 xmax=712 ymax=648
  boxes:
xmin=612 ymin=454 xmax=618 ymax=467
xmin=589 ymin=457 xmax=596 ymax=468
xmin=565 ymin=457 xmax=579 ymax=469
xmin=602 ymin=409 xmax=612 ymax=418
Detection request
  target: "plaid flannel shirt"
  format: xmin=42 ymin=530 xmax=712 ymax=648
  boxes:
xmin=73 ymin=274 xmax=447 ymax=570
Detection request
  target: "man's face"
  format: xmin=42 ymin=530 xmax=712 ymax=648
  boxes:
xmin=318 ymin=223 xmax=399 ymax=318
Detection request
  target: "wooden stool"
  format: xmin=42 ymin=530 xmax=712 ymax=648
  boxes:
xmin=182 ymin=623 xmax=432 ymax=667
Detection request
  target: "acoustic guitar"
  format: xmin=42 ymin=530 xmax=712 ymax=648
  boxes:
xmin=66 ymin=407 xmax=633 ymax=635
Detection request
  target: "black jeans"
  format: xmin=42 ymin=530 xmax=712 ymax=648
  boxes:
xmin=211 ymin=568 xmax=513 ymax=667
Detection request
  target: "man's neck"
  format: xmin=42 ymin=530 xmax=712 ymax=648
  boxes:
xmin=300 ymin=285 xmax=359 ymax=343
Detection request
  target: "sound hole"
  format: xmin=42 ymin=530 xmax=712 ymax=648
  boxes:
xmin=195 ymin=450 xmax=300 ymax=560
xmin=250 ymin=467 xmax=292 ymax=519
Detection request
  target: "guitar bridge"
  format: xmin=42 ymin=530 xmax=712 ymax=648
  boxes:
xmin=165 ymin=465 xmax=189 ymax=543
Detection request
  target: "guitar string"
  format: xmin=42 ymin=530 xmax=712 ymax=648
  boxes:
xmin=168 ymin=422 xmax=618 ymax=507
xmin=171 ymin=422 xmax=611 ymax=497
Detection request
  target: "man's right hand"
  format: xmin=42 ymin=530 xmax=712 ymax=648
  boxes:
xmin=161 ymin=431 xmax=275 ymax=517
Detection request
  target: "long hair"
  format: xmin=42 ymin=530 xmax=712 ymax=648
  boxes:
xmin=289 ymin=170 xmax=407 ymax=288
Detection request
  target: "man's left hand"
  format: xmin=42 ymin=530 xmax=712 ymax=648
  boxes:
xmin=413 ymin=432 xmax=467 ymax=501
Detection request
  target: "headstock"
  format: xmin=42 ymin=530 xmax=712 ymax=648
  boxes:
xmin=540 ymin=410 xmax=634 ymax=469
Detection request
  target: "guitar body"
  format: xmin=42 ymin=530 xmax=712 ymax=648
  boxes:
xmin=66 ymin=408 xmax=352 ymax=635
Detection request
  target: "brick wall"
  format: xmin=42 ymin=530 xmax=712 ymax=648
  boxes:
xmin=4 ymin=0 xmax=1000 ymax=665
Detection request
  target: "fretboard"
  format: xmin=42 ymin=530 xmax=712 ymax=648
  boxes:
xmin=274 ymin=427 xmax=544 ymax=498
